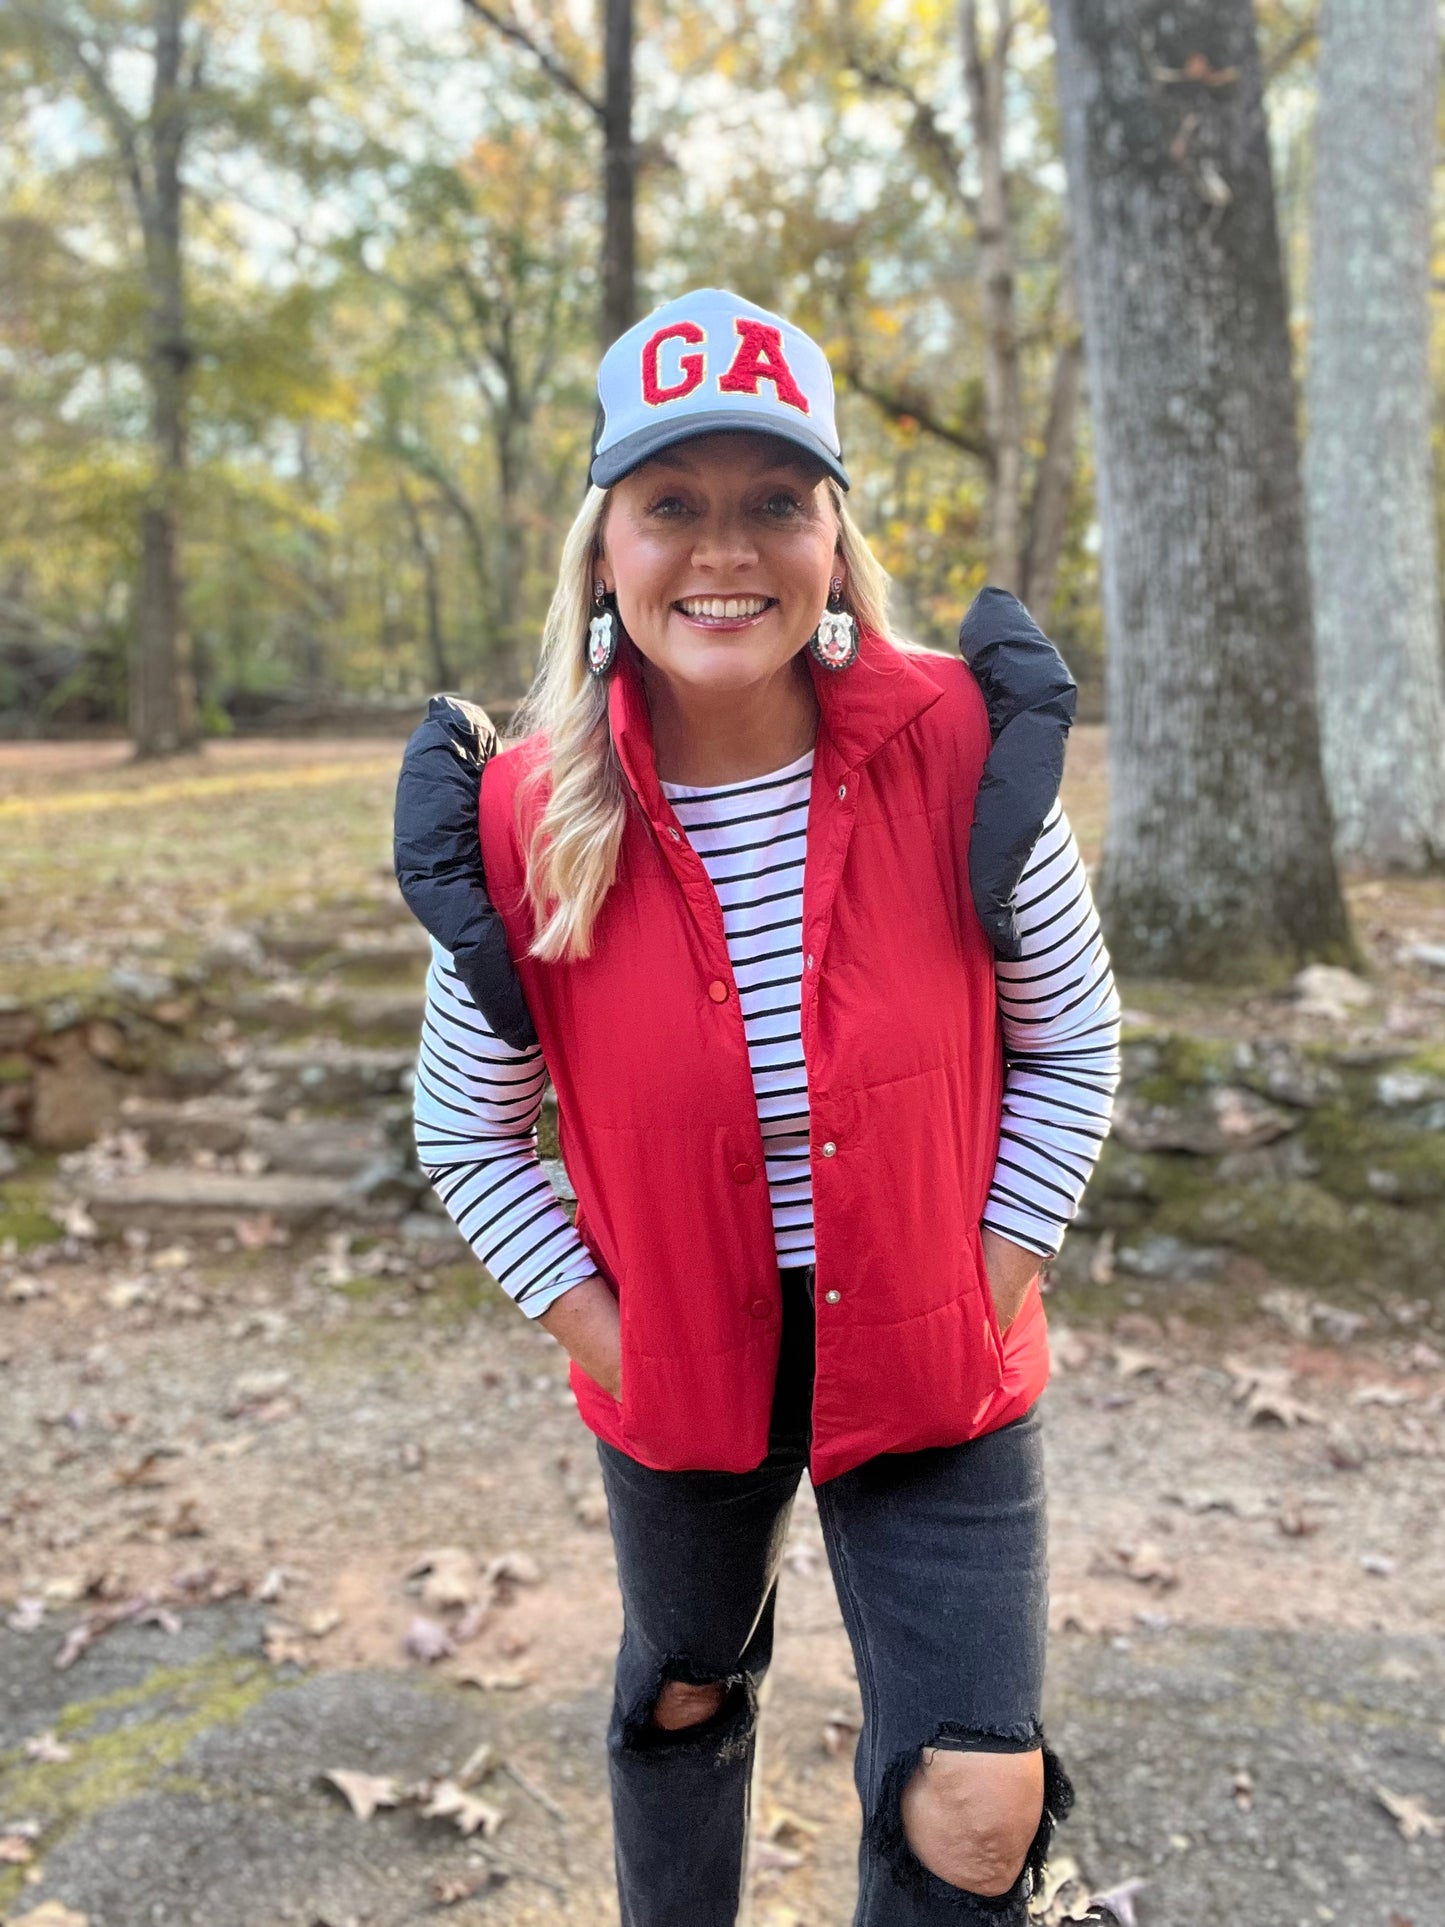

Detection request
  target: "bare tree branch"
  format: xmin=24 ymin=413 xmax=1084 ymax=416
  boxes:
xmin=846 ymin=47 xmax=979 ymax=221
xmin=14 ymin=4 xmax=150 ymax=216
xmin=459 ymin=0 xmax=603 ymax=120
xmin=842 ymin=359 xmax=993 ymax=466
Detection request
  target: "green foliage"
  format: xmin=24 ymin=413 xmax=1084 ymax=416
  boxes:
xmin=0 ymin=0 xmax=1121 ymax=722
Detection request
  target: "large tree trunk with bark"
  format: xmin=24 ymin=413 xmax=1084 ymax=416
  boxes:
xmin=130 ymin=0 xmax=199 ymax=757
xmin=1049 ymin=0 xmax=1352 ymax=978
xmin=1303 ymin=0 xmax=1445 ymax=869
xmin=601 ymin=0 xmax=636 ymax=345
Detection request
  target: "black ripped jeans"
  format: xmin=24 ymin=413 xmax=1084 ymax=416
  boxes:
xmin=596 ymin=1264 xmax=1071 ymax=1926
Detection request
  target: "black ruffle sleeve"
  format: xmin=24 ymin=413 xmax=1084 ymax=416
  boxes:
xmin=958 ymin=586 xmax=1078 ymax=961
xmin=392 ymin=694 xmax=538 ymax=1053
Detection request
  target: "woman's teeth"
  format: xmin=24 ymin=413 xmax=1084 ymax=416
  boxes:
xmin=676 ymin=597 xmax=773 ymax=620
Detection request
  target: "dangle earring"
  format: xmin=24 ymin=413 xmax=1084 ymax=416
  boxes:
xmin=587 ymin=580 xmax=619 ymax=677
xmin=806 ymin=577 xmax=859 ymax=671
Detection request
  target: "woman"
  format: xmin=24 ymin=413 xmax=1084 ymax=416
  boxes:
xmin=395 ymin=289 xmax=1120 ymax=1926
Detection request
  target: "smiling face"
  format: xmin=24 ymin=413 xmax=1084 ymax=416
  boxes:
xmin=596 ymin=431 xmax=843 ymax=701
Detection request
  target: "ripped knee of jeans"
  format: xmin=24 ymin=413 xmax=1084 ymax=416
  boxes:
xmin=616 ymin=1657 xmax=758 ymax=1764
xmin=869 ymin=1719 xmax=1075 ymax=1917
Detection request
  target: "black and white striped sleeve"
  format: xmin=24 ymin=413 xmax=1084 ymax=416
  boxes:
xmin=981 ymin=804 xmax=1122 ymax=1259
xmin=412 ymin=937 xmax=598 ymax=1317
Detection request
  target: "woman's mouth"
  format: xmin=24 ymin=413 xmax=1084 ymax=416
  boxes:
xmin=673 ymin=595 xmax=778 ymax=630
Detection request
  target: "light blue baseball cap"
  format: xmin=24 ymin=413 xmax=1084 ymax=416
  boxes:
xmin=589 ymin=288 xmax=849 ymax=491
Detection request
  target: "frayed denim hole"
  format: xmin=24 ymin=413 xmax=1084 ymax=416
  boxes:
xmin=868 ymin=1721 xmax=1072 ymax=1919
xmin=618 ymin=1660 xmax=757 ymax=1765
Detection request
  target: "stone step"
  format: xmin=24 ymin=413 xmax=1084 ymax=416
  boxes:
xmin=240 ymin=1045 xmax=414 ymax=1114
xmin=117 ymin=1096 xmax=256 ymax=1157
xmin=117 ymin=1096 xmax=394 ymax=1179
xmin=231 ymin=987 xmax=422 ymax=1045
xmin=248 ymin=1116 xmax=394 ymax=1178
xmin=78 ymin=1168 xmax=353 ymax=1235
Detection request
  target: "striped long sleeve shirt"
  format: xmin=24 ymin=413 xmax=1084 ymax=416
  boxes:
xmin=412 ymin=748 xmax=1121 ymax=1318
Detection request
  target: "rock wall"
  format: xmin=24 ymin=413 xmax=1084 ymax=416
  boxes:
xmin=1069 ymin=1030 xmax=1445 ymax=1302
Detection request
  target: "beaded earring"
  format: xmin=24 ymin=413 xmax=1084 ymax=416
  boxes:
xmin=587 ymin=579 xmax=619 ymax=677
xmin=806 ymin=577 xmax=858 ymax=671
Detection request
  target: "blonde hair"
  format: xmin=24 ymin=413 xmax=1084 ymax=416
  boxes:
xmin=513 ymin=475 xmax=896 ymax=962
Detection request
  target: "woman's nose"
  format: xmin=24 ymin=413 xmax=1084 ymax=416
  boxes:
xmin=690 ymin=513 xmax=759 ymax=569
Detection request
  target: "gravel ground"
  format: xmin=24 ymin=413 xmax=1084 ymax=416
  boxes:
xmin=1 ymin=1228 xmax=1442 ymax=1926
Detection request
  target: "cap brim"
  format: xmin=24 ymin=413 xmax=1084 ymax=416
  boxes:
xmin=590 ymin=412 xmax=849 ymax=491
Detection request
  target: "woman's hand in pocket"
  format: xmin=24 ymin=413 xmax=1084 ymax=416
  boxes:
xmin=539 ymin=1274 xmax=622 ymax=1398
xmin=981 ymin=1228 xmax=1044 ymax=1338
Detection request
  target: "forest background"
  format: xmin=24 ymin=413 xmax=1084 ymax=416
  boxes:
xmin=0 ymin=0 xmax=1346 ymax=737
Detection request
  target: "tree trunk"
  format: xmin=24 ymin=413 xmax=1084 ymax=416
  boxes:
xmin=601 ymin=0 xmax=636 ymax=345
xmin=961 ymin=1 xmax=1024 ymax=593
xmin=397 ymin=483 xmax=454 ymax=689
xmin=130 ymin=0 xmax=199 ymax=758
xmin=1303 ymin=0 xmax=1445 ymax=868
xmin=1049 ymin=0 xmax=1352 ymax=979
xmin=1021 ymin=266 xmax=1084 ymax=620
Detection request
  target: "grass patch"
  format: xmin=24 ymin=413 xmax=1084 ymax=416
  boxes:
xmin=0 ymin=1650 xmax=282 ymax=1910
xmin=0 ymin=1162 xmax=64 ymax=1251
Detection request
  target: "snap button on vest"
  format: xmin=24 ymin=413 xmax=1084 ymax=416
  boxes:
xmin=749 ymin=1297 xmax=770 ymax=1318
xmin=708 ymin=980 xmax=729 ymax=1002
xmin=824 ymin=1289 xmax=841 ymax=1305
xmin=731 ymin=1160 xmax=755 ymax=1184
xmin=821 ymin=1140 xmax=837 ymax=1157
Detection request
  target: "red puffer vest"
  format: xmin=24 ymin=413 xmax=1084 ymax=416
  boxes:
xmin=479 ymin=626 xmax=1051 ymax=1482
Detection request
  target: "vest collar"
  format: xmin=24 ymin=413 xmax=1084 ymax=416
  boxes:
xmin=607 ymin=624 xmax=946 ymax=819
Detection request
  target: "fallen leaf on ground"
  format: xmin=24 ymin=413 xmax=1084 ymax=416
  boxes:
xmin=484 ymin=1550 xmax=542 ymax=1588
xmin=113 ymin=1449 xmax=171 ymax=1487
xmin=1112 ymin=1346 xmax=1166 ymax=1381
xmin=23 ymin=1729 xmax=71 ymax=1762
xmin=0 ymin=1832 xmax=36 ymax=1864
xmin=406 ymin=1546 xmax=480 ymax=1614
xmin=405 ymin=1615 xmax=456 ymax=1663
xmin=8 ymin=1907 xmax=90 ymax=1927
xmin=1232 ymin=1767 xmax=1253 ymax=1811
xmin=1088 ymin=1875 xmax=1148 ymax=1925
xmin=54 ymin=1593 xmax=180 ymax=1669
xmin=1223 ymin=1357 xmax=1322 ymax=1427
xmin=234 ymin=1212 xmax=287 ymax=1249
xmin=1093 ymin=1541 xmax=1178 ymax=1590
xmin=324 ymin=1768 xmax=401 ymax=1820
xmin=1350 ymin=1384 xmax=1413 ymax=1408
xmin=750 ymin=1838 xmax=804 ymax=1872
xmin=1375 ymin=1787 xmax=1443 ymax=1841
xmin=455 ymin=1667 xmax=535 ymax=1692
xmin=822 ymin=1707 xmax=861 ymax=1756
xmin=1360 ymin=1553 xmax=1397 ymax=1578
xmin=223 ymin=1368 xmax=292 ymax=1418
xmin=432 ymin=1869 xmax=504 ymax=1905
xmin=764 ymin=1809 xmax=818 ymax=1847
xmin=264 ymin=1622 xmax=314 ymax=1669
xmin=419 ymin=1776 xmax=506 ymax=1837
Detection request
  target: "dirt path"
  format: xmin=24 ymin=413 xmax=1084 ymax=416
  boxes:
xmin=2 ymin=1227 xmax=1442 ymax=1925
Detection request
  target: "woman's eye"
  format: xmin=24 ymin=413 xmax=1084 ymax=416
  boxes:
xmin=646 ymin=495 xmax=690 ymax=518
xmin=763 ymin=491 xmax=803 ymax=517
